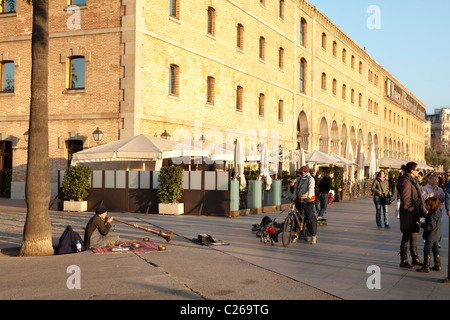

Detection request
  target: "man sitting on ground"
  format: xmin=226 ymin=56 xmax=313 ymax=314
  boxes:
xmin=84 ymin=206 xmax=119 ymax=249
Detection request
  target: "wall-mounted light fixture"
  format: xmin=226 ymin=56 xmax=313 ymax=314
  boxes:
xmin=92 ymin=127 xmax=103 ymax=142
xmin=23 ymin=130 xmax=29 ymax=142
xmin=161 ymin=130 xmax=171 ymax=140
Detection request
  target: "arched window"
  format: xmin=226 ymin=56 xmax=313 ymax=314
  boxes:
xmin=259 ymin=93 xmax=265 ymax=117
xmin=342 ymin=48 xmax=347 ymax=64
xmin=332 ymin=79 xmax=337 ymax=95
xmin=207 ymin=7 xmax=215 ymax=35
xmin=332 ymin=41 xmax=337 ymax=56
xmin=322 ymin=33 xmax=327 ymax=50
xmin=237 ymin=24 xmax=244 ymax=49
xmin=300 ymin=18 xmax=307 ymax=47
xmin=342 ymin=84 xmax=346 ymax=100
xmin=299 ymin=58 xmax=306 ymax=93
xmin=321 ymin=73 xmax=326 ymax=91
xmin=259 ymin=36 xmax=265 ymax=60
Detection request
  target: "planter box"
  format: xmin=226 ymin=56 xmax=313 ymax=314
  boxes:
xmin=63 ymin=200 xmax=88 ymax=212
xmin=158 ymin=203 xmax=184 ymax=215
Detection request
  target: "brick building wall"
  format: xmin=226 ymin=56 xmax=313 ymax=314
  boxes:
xmin=0 ymin=0 xmax=427 ymax=199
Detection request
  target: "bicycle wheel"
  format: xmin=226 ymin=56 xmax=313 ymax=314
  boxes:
xmin=282 ymin=213 xmax=295 ymax=247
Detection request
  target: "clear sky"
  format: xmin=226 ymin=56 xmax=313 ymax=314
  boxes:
xmin=307 ymin=0 xmax=450 ymax=116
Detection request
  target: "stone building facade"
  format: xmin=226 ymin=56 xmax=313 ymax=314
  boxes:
xmin=0 ymin=0 xmax=427 ymax=199
xmin=426 ymin=108 xmax=450 ymax=153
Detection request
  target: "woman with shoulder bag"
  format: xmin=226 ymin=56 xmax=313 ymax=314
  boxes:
xmin=396 ymin=162 xmax=425 ymax=269
xmin=371 ymin=170 xmax=391 ymax=229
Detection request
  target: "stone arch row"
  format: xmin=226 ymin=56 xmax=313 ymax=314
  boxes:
xmin=296 ymin=111 xmax=410 ymax=160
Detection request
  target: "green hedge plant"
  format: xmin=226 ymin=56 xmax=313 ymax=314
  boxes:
xmin=62 ymin=165 xmax=92 ymax=201
xmin=157 ymin=166 xmax=184 ymax=204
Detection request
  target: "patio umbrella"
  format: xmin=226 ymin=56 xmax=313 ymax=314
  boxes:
xmin=369 ymin=143 xmax=377 ymax=179
xmin=329 ymin=152 xmax=355 ymax=166
xmin=234 ymin=139 xmax=246 ymax=191
xmin=71 ymin=133 xmax=181 ymax=165
xmin=305 ymin=150 xmax=336 ymax=165
xmin=297 ymin=148 xmax=306 ymax=169
xmin=344 ymin=137 xmax=355 ymax=184
xmin=258 ymin=143 xmax=272 ymax=191
xmin=377 ymin=157 xmax=405 ymax=169
xmin=356 ymin=139 xmax=365 ymax=182
xmin=207 ymin=142 xmax=235 ymax=163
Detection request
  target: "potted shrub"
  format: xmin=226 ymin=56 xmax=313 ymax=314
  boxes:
xmin=332 ymin=165 xmax=343 ymax=202
xmin=157 ymin=166 xmax=184 ymax=215
xmin=62 ymin=165 xmax=92 ymax=212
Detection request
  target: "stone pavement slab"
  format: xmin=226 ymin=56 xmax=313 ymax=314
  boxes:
xmin=135 ymin=197 xmax=450 ymax=300
xmin=0 ymin=199 xmax=337 ymax=300
xmin=0 ymin=197 xmax=449 ymax=300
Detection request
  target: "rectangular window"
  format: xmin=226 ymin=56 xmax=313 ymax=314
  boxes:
xmin=237 ymin=24 xmax=244 ymax=50
xmin=71 ymin=0 xmax=86 ymax=5
xmin=236 ymin=86 xmax=243 ymax=111
xmin=170 ymin=0 xmax=179 ymax=19
xmin=68 ymin=56 xmax=85 ymax=89
xmin=207 ymin=76 xmax=215 ymax=105
xmin=169 ymin=64 xmax=179 ymax=96
xmin=0 ymin=0 xmax=15 ymax=13
xmin=278 ymin=100 xmax=283 ymax=122
xmin=1 ymin=61 xmax=14 ymax=92
xmin=278 ymin=47 xmax=284 ymax=69
xmin=259 ymin=93 xmax=265 ymax=117
xmin=279 ymin=0 xmax=284 ymax=19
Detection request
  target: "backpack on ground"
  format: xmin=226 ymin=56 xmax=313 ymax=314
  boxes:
xmin=55 ymin=225 xmax=86 ymax=255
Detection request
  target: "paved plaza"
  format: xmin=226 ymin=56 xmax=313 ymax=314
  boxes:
xmin=0 ymin=196 xmax=449 ymax=301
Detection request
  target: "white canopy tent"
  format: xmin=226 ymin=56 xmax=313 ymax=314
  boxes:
xmin=71 ymin=133 xmax=181 ymax=166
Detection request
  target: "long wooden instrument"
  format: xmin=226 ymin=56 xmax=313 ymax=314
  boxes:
xmin=112 ymin=217 xmax=173 ymax=242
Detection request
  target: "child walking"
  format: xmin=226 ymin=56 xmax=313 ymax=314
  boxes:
xmin=417 ymin=197 xmax=442 ymax=273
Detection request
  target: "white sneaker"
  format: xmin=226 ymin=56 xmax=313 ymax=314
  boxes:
xmin=310 ymin=236 xmax=316 ymax=245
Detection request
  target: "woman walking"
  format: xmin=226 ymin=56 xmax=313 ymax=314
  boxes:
xmin=396 ymin=162 xmax=425 ymax=269
xmin=371 ymin=170 xmax=391 ymax=229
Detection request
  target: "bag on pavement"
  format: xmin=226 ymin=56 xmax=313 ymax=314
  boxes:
xmin=56 ymin=225 xmax=86 ymax=254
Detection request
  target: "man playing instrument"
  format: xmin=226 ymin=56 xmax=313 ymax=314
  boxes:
xmin=84 ymin=206 xmax=119 ymax=249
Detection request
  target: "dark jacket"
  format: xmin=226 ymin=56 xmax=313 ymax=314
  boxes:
xmin=422 ymin=209 xmax=442 ymax=242
xmin=397 ymin=174 xmax=424 ymax=234
xmin=318 ymin=175 xmax=334 ymax=194
xmin=84 ymin=215 xmax=111 ymax=249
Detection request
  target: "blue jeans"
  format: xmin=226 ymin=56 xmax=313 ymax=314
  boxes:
xmin=318 ymin=192 xmax=328 ymax=218
xmin=373 ymin=196 xmax=389 ymax=227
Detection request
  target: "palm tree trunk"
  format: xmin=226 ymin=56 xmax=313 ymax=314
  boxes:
xmin=20 ymin=0 xmax=53 ymax=256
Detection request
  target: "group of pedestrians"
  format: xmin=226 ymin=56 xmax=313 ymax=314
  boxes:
xmin=371 ymin=162 xmax=449 ymax=273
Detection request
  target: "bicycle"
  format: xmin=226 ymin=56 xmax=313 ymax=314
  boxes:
xmin=281 ymin=196 xmax=311 ymax=247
